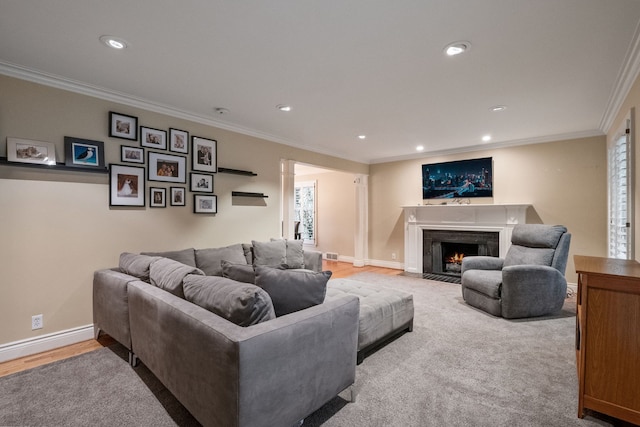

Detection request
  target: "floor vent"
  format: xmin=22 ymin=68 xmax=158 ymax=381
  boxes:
xmin=423 ymin=273 xmax=461 ymax=284
xmin=325 ymin=252 xmax=339 ymax=260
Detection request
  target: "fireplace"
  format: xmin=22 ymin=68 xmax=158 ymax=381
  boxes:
xmin=423 ymin=229 xmax=499 ymax=282
xmin=403 ymin=204 xmax=530 ymax=276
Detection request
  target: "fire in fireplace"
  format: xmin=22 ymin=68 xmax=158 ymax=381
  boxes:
xmin=423 ymin=230 xmax=499 ymax=282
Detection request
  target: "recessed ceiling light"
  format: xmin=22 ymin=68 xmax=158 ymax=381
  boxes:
xmin=482 ymin=135 xmax=492 ymax=142
xmin=444 ymin=41 xmax=471 ymax=56
xmin=416 ymin=145 xmax=425 ymax=152
xmin=358 ymin=135 xmax=366 ymax=140
xmin=99 ymin=35 xmax=128 ymax=50
xmin=276 ymin=104 xmax=291 ymax=112
xmin=490 ymin=105 xmax=507 ymax=112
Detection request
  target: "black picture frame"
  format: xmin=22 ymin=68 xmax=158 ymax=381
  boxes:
xmin=169 ymin=128 xmax=189 ymax=154
xmin=191 ymin=136 xmax=217 ymax=173
xmin=109 ymin=112 xmax=138 ymax=141
xmin=109 ymin=164 xmax=145 ymax=207
xmin=149 ymin=187 xmax=167 ymax=208
xmin=170 ymin=187 xmax=186 ymax=206
xmin=63 ymin=137 xmax=106 ymax=170
xmin=148 ymin=151 xmax=187 ymax=183
xmin=190 ymin=172 xmax=214 ymax=193
xmin=140 ymin=126 xmax=167 ymax=150
xmin=121 ymin=145 xmax=145 ymax=163
xmin=194 ymin=194 xmax=217 ymax=214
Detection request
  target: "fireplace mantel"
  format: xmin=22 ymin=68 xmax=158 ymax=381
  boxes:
xmin=403 ymin=204 xmax=531 ymax=274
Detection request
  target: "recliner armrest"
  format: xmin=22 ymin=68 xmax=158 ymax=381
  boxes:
xmin=461 ymin=256 xmax=504 ymax=274
xmin=501 ymin=265 xmax=567 ymax=319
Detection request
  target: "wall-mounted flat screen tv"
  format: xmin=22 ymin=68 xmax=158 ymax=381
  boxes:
xmin=422 ymin=157 xmax=493 ymax=199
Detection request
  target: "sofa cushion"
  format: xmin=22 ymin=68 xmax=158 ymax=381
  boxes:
xmin=255 ymin=266 xmax=331 ymax=316
xmin=141 ymin=248 xmax=196 ymax=267
xmin=195 ymin=244 xmax=247 ymax=276
xmin=241 ymin=243 xmax=253 ymax=264
xmin=119 ymin=252 xmax=160 ymax=282
xmin=221 ymin=260 xmax=256 ymax=284
xmin=271 ymin=238 xmax=305 ymax=269
xmin=252 ymin=240 xmax=287 ymax=267
xmin=149 ymin=258 xmax=204 ymax=298
xmin=183 ymin=274 xmax=275 ymax=326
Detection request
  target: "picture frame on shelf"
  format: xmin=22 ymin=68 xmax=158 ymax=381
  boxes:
xmin=121 ymin=145 xmax=144 ymax=163
xmin=147 ymin=151 xmax=186 ymax=183
xmin=190 ymin=172 xmax=214 ymax=193
xmin=109 ymin=112 xmax=138 ymax=141
xmin=63 ymin=137 xmax=106 ymax=170
xmin=109 ymin=164 xmax=145 ymax=207
xmin=149 ymin=187 xmax=166 ymax=208
xmin=140 ymin=126 xmax=167 ymax=150
xmin=194 ymin=194 xmax=217 ymax=214
xmin=7 ymin=137 xmax=57 ymax=165
xmin=169 ymin=128 xmax=189 ymax=154
xmin=170 ymin=187 xmax=186 ymax=206
xmin=191 ymin=136 xmax=217 ymax=173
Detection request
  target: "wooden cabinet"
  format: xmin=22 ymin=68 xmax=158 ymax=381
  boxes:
xmin=574 ymin=255 xmax=640 ymax=425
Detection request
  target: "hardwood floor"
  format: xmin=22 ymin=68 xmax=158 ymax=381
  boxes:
xmin=0 ymin=261 xmax=401 ymax=377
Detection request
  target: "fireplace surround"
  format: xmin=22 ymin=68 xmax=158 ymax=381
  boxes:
xmin=403 ymin=204 xmax=531 ymax=275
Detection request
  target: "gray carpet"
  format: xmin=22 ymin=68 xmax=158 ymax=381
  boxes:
xmin=0 ymin=273 xmax=619 ymax=426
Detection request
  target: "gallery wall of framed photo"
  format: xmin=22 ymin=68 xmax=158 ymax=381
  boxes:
xmin=108 ymin=111 xmax=218 ymax=213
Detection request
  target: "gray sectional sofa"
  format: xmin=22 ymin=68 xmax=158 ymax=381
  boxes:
xmin=93 ymin=242 xmax=359 ymax=427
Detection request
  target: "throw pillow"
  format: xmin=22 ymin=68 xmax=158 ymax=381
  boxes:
xmin=195 ymin=244 xmax=248 ymax=276
xmin=141 ymin=248 xmax=196 ymax=267
xmin=221 ymin=260 xmax=256 ymax=284
xmin=149 ymin=257 xmax=204 ymax=298
xmin=119 ymin=252 xmax=160 ymax=282
xmin=252 ymin=240 xmax=287 ymax=267
xmin=183 ymin=274 xmax=275 ymax=327
xmin=254 ymin=265 xmax=331 ymax=316
xmin=270 ymin=238 xmax=305 ymax=269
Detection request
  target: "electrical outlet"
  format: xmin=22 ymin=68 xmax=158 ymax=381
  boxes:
xmin=391 ymin=252 xmax=397 ymax=260
xmin=31 ymin=314 xmax=43 ymax=330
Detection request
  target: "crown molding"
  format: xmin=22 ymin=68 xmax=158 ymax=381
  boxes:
xmin=600 ymin=19 xmax=640 ymax=133
xmin=369 ymin=129 xmax=604 ymax=164
xmin=0 ymin=61 xmax=370 ymax=164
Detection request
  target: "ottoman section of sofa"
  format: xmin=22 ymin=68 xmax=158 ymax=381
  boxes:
xmin=325 ymin=278 xmax=414 ymax=364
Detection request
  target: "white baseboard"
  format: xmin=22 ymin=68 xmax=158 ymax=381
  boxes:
xmin=367 ymin=259 xmax=404 ymax=270
xmin=0 ymin=324 xmax=95 ymax=363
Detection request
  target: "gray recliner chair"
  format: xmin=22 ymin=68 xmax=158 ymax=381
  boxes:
xmin=460 ymin=224 xmax=571 ymax=319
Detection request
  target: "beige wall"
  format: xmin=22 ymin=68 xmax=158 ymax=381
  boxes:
xmin=369 ymin=136 xmax=609 ymax=283
xmin=295 ymin=170 xmax=356 ymax=258
xmin=607 ymin=72 xmax=640 ymax=261
xmin=0 ymin=75 xmax=367 ymax=345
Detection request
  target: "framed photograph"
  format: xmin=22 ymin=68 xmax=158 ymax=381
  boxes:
xmin=169 ymin=128 xmax=189 ymax=154
xmin=148 ymin=151 xmax=186 ymax=183
xmin=192 ymin=136 xmax=217 ymax=173
xmin=194 ymin=194 xmax=217 ymax=214
xmin=7 ymin=137 xmax=57 ymax=165
xmin=190 ymin=172 xmax=214 ymax=193
xmin=64 ymin=137 xmax=106 ymax=170
xmin=140 ymin=126 xmax=167 ymax=150
xmin=149 ymin=187 xmax=166 ymax=208
xmin=109 ymin=164 xmax=145 ymax=207
xmin=170 ymin=187 xmax=186 ymax=206
xmin=121 ymin=145 xmax=144 ymax=163
xmin=109 ymin=112 xmax=138 ymax=141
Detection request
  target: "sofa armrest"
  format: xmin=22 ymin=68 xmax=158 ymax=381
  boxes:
xmin=501 ymin=265 xmax=567 ymax=319
xmin=93 ymin=268 xmax=141 ymax=350
xmin=304 ymin=250 xmax=323 ymax=272
xmin=128 ymin=282 xmax=359 ymax=427
xmin=461 ymin=256 xmax=504 ymax=274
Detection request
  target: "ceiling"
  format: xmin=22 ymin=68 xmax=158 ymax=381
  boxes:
xmin=2 ymin=1 xmax=640 ymax=164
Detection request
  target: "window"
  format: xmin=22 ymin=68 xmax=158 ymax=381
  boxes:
xmin=294 ymin=181 xmax=316 ymax=245
xmin=608 ymin=116 xmax=634 ymax=259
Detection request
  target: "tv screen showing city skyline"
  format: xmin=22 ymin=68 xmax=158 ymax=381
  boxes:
xmin=422 ymin=157 xmax=493 ymax=199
